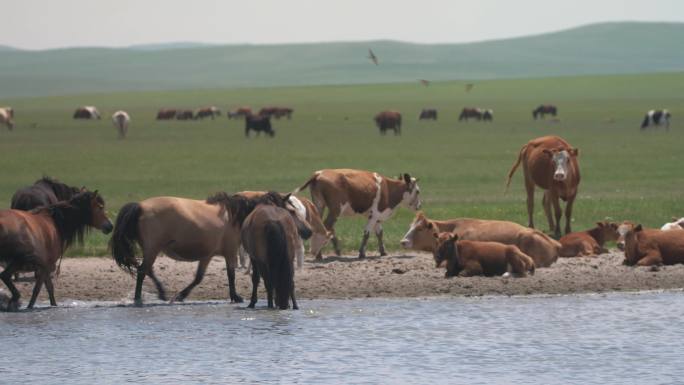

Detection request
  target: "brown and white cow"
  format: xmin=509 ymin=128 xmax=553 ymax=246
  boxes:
xmin=458 ymin=108 xmax=483 ymax=121
xmin=73 ymin=106 xmax=101 ymax=120
xmin=294 ymin=169 xmax=421 ymax=258
xmin=0 ymin=107 xmax=14 ymax=130
xmin=622 ymin=224 xmax=684 ymax=266
xmin=506 ymin=135 xmax=580 ymax=238
xmin=400 ymin=211 xmax=559 ymax=267
xmin=374 ymin=111 xmax=402 ymax=135
xmin=434 ymin=232 xmax=535 ymax=278
xmin=195 ymin=106 xmax=221 ymax=120
xmin=559 ymin=221 xmax=619 ymax=258
xmin=111 ymin=110 xmax=130 ymax=139
xmin=156 ymin=109 xmax=177 ymax=120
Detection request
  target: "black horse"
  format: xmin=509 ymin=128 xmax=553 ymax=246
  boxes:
xmin=245 ymin=114 xmax=275 ymax=137
xmin=11 ymin=177 xmax=81 ymax=211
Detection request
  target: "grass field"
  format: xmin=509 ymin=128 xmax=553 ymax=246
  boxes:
xmin=0 ymin=72 xmax=682 ymax=256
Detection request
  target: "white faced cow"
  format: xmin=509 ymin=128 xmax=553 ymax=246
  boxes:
xmin=641 ymin=109 xmax=671 ymax=130
xmin=294 ymin=169 xmax=421 ymax=258
xmin=111 ymin=110 xmax=130 ymax=139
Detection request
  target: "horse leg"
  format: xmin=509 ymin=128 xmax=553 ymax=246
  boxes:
xmin=0 ymin=263 xmax=22 ymax=311
xmin=172 ymin=257 xmax=210 ymax=303
xmin=290 ymin=283 xmax=298 ymax=310
xmin=323 ymin=209 xmax=341 ymax=256
xmin=146 ymin=267 xmax=167 ymax=301
xmin=134 ymin=265 xmax=146 ymax=306
xmin=564 ymin=195 xmax=576 ymax=235
xmin=223 ymin=254 xmax=244 ymax=303
xmin=248 ymin=263 xmax=260 ymax=308
xmin=542 ymin=191 xmax=554 ymax=232
xmin=374 ymin=222 xmax=387 ymax=256
xmin=263 ymin=267 xmax=274 ymax=309
xmin=27 ymin=270 xmax=45 ymax=309
xmin=44 ymin=274 xmax=57 ymax=306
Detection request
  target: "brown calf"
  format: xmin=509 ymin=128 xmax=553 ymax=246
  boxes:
xmin=622 ymin=225 xmax=684 ymax=266
xmin=400 ymin=211 xmax=559 ymax=268
xmin=374 ymin=111 xmax=402 ymax=135
xmin=506 ymin=135 xmax=580 ymax=237
xmin=434 ymin=232 xmax=535 ymax=278
xmin=294 ymin=169 xmax=421 ymax=258
xmin=559 ymin=221 xmax=619 ymax=258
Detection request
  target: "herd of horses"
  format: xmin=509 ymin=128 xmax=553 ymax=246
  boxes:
xmin=2 ymin=131 xmax=683 ymax=312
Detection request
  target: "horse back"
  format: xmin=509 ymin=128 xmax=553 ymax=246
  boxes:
xmin=0 ymin=210 xmax=61 ymax=268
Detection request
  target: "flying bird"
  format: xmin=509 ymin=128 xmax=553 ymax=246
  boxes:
xmin=368 ymin=49 xmax=379 ymax=65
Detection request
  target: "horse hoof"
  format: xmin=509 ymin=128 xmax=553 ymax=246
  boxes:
xmin=133 ymin=299 xmax=144 ymax=307
xmin=358 ymin=254 xmax=366 ymax=259
xmin=231 ymin=294 xmax=244 ymax=303
xmin=380 ymin=252 xmax=388 ymax=257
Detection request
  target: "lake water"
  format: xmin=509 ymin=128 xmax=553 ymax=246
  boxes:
xmin=2 ymin=291 xmax=683 ymax=384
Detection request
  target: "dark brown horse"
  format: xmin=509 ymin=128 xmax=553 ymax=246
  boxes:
xmin=109 ymin=192 xmax=296 ymax=305
xmin=11 ymin=176 xmax=81 ymax=211
xmin=241 ymin=198 xmax=312 ymax=309
xmin=0 ymin=191 xmax=113 ymax=311
xmin=532 ymin=105 xmax=558 ymax=120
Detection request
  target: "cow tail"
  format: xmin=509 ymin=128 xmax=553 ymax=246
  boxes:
xmin=505 ymin=144 xmax=527 ymax=191
xmin=265 ymin=222 xmax=293 ymax=309
xmin=292 ymin=172 xmax=319 ymax=194
xmin=109 ymin=202 xmax=143 ymax=274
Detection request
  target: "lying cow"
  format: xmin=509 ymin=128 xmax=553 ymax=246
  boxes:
xmin=559 ymin=221 xmax=619 ymax=258
xmin=622 ymin=224 xmax=684 ymax=266
xmin=400 ymin=211 xmax=559 ymax=267
xmin=434 ymin=232 xmax=535 ymax=278
xmin=661 ymin=217 xmax=684 ymax=231
xmin=294 ymin=169 xmax=421 ymax=258
xmin=641 ymin=109 xmax=670 ymax=130
xmin=245 ymin=114 xmax=274 ymax=137
xmin=73 ymin=106 xmax=101 ymax=120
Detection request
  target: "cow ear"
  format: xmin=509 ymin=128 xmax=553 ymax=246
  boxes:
xmin=450 ymin=233 xmax=458 ymax=241
xmin=426 ymin=221 xmax=433 ymax=230
xmin=283 ymin=193 xmax=292 ymax=201
xmin=596 ymin=221 xmax=604 ymax=227
xmin=635 ymin=224 xmax=643 ymax=232
xmin=570 ymin=148 xmax=579 ymax=157
xmin=403 ymin=173 xmax=411 ymax=184
xmin=542 ymin=149 xmax=552 ymax=157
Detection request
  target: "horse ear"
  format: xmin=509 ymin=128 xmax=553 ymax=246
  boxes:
xmin=403 ymin=173 xmax=411 ymax=184
xmin=570 ymin=148 xmax=579 ymax=157
xmin=93 ymin=190 xmax=98 ymax=196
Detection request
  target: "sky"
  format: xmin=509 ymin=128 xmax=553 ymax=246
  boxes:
xmin=3 ymin=0 xmax=684 ymax=50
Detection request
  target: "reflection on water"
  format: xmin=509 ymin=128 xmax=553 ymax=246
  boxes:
xmin=2 ymin=292 xmax=684 ymax=384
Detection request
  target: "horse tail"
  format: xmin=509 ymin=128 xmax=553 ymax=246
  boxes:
xmin=109 ymin=202 xmax=143 ymax=274
xmin=292 ymin=171 xmax=320 ymax=194
xmin=265 ymin=221 xmax=293 ymax=309
xmin=505 ymin=144 xmax=527 ymax=192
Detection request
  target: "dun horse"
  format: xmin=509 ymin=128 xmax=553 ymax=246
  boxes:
xmin=241 ymin=195 xmax=312 ymax=309
xmin=0 ymin=191 xmax=113 ymax=311
xmin=109 ymin=192 xmax=298 ymax=305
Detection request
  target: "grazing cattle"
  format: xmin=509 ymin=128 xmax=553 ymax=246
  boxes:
xmin=419 ymin=109 xmax=438 ymax=120
xmin=175 ymin=110 xmax=195 ymax=120
xmin=641 ymin=109 xmax=671 ymax=130
xmin=73 ymin=106 xmax=101 ymax=120
xmin=195 ymin=106 xmax=221 ymax=120
xmin=559 ymin=221 xmax=619 ymax=258
xmin=622 ymin=224 xmax=684 ymax=266
xmin=236 ymin=191 xmax=331 ymax=268
xmin=506 ymin=136 xmax=580 ymax=238
xmin=661 ymin=217 xmax=684 ymax=231
xmin=259 ymin=107 xmax=293 ymax=120
xmin=111 ymin=110 xmax=130 ymax=139
xmin=227 ymin=107 xmax=252 ymax=119
xmin=482 ymin=109 xmax=493 ymax=121
xmin=374 ymin=110 xmax=402 ymax=135
xmin=241 ymin=201 xmax=312 ymax=309
xmin=434 ymin=232 xmax=535 ymax=278
xmin=156 ymin=109 xmax=177 ymax=120
xmin=400 ymin=212 xmax=560 ymax=267
xmin=294 ymin=169 xmax=421 ymax=258
xmin=245 ymin=114 xmax=275 ymax=137
xmin=0 ymin=108 xmax=14 ymax=130
xmin=532 ymin=105 xmax=557 ymax=120
xmin=458 ymin=108 xmax=485 ymax=121
xmin=0 ymin=107 xmax=14 ymax=119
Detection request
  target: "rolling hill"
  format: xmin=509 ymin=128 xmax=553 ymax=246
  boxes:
xmin=1 ymin=22 xmax=683 ymax=99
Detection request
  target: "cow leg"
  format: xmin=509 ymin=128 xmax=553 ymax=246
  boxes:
xmin=171 ymin=257 xmax=210 ymax=303
xmin=374 ymin=222 xmax=387 ymax=256
xmin=323 ymin=209 xmax=341 ymax=256
xmin=524 ymin=177 xmax=536 ymax=229
xmin=359 ymin=216 xmax=379 ymax=259
xmin=550 ymin=193 xmax=563 ymax=238
xmin=564 ymin=195 xmax=576 ymax=235
xmin=542 ymin=192 xmax=554 ymax=232
xmin=0 ymin=263 xmax=22 ymax=311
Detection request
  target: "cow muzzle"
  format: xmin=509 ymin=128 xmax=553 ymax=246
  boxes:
xmin=616 ymin=241 xmax=625 ymax=251
xmin=400 ymin=238 xmax=412 ymax=248
xmin=553 ymin=172 xmax=567 ymax=181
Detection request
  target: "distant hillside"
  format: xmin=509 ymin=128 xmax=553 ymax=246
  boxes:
xmin=1 ymin=22 xmax=683 ymax=99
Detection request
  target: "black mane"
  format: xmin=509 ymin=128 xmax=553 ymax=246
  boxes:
xmin=36 ymin=176 xmax=81 ymax=201
xmin=206 ymin=191 xmax=288 ymax=226
xmin=31 ymin=191 xmax=97 ymax=251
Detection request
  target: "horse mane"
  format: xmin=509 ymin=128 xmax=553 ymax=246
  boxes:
xmin=206 ymin=191 xmax=288 ymax=226
xmin=31 ymin=191 xmax=97 ymax=251
xmin=36 ymin=176 xmax=81 ymax=201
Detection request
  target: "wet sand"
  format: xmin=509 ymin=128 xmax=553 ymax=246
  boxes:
xmin=3 ymin=250 xmax=684 ymax=305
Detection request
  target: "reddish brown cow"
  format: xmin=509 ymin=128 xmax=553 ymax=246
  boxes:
xmin=506 ymin=136 xmax=580 ymax=238
xmin=434 ymin=232 xmax=535 ymax=278
xmin=559 ymin=221 xmax=619 ymax=258
xmin=622 ymin=225 xmax=684 ymax=266
xmin=156 ymin=109 xmax=177 ymax=120
xmin=374 ymin=110 xmax=402 ymax=135
xmin=195 ymin=106 xmax=221 ymax=120
xmin=400 ymin=211 xmax=560 ymax=267
xmin=294 ymin=169 xmax=421 ymax=258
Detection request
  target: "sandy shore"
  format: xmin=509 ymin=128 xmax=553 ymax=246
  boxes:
xmin=3 ymin=250 xmax=684 ymax=305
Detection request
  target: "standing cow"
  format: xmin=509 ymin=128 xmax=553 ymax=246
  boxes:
xmin=73 ymin=106 xmax=101 ymax=120
xmin=0 ymin=107 xmax=14 ymax=130
xmin=482 ymin=109 xmax=493 ymax=121
xmin=176 ymin=110 xmax=195 ymax=120
xmin=294 ymin=169 xmax=421 ymax=258
xmin=245 ymin=114 xmax=275 ymax=137
xmin=111 ymin=110 xmax=130 ymax=139
xmin=419 ymin=109 xmax=438 ymax=121
xmin=374 ymin=111 xmax=402 ymax=135
xmin=195 ymin=106 xmax=221 ymax=120
xmin=532 ymin=105 xmax=557 ymax=120
xmin=228 ymin=107 xmax=252 ymax=120
xmin=641 ymin=109 xmax=671 ymax=130
xmin=506 ymin=136 xmax=580 ymax=238
xmin=156 ymin=109 xmax=177 ymax=120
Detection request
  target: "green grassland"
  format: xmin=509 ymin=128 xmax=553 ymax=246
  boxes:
xmin=0 ymin=72 xmax=682 ymax=256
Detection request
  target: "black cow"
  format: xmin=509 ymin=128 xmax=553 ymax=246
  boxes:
xmin=245 ymin=115 xmax=275 ymax=137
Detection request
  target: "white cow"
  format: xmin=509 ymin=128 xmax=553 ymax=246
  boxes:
xmin=111 ymin=110 xmax=130 ymax=139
